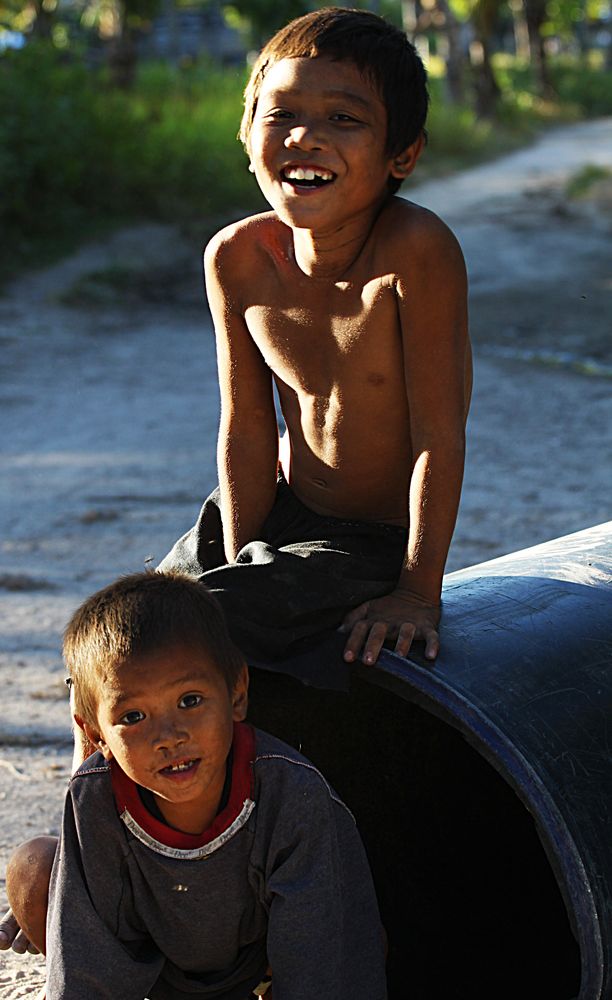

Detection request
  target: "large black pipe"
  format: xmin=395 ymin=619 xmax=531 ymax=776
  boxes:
xmin=248 ymin=522 xmax=612 ymax=999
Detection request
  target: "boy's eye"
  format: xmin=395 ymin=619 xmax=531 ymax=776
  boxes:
xmin=119 ymin=710 xmax=145 ymax=726
xmin=331 ymin=113 xmax=360 ymax=124
xmin=179 ymin=693 xmax=203 ymax=710
xmin=263 ymin=108 xmax=293 ymax=121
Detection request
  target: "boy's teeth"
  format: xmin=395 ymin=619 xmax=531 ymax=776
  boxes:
xmin=284 ymin=167 xmax=333 ymax=182
xmin=168 ymin=760 xmax=193 ymax=772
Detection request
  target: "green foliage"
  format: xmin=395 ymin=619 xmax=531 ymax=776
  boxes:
xmin=493 ymin=53 xmax=612 ymax=116
xmin=550 ymin=58 xmax=612 ymax=115
xmin=124 ymin=0 xmax=162 ymax=23
xmin=2 ymin=38 xmax=611 ymax=277
xmin=566 ymin=163 xmax=612 ymax=197
xmin=223 ymin=0 xmax=307 ymax=48
xmin=420 ymin=74 xmax=540 ymax=176
xmin=426 ymin=81 xmax=495 ymax=164
xmin=419 ymin=54 xmax=612 ymax=178
xmin=0 ymin=42 xmax=110 ymax=236
xmin=0 ymin=45 xmax=261 ymax=273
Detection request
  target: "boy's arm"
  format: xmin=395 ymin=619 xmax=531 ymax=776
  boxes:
xmin=343 ymin=216 xmax=470 ymax=666
xmin=263 ymin=780 xmax=387 ymax=999
xmin=47 ymin=787 xmax=164 ymax=999
xmin=205 ymin=231 xmax=279 ymax=561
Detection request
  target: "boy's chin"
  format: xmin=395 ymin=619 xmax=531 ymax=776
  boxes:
xmin=269 ymin=199 xmax=339 ymax=233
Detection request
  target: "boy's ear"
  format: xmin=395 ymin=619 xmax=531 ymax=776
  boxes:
xmin=72 ymin=711 xmax=86 ymax=732
xmin=389 ymin=133 xmax=425 ymax=180
xmin=232 ymin=664 xmax=249 ymax=722
xmin=82 ymin=721 xmax=113 ymax=762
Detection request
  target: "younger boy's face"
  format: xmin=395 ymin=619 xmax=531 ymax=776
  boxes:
xmin=248 ymin=56 xmax=409 ymax=234
xmin=84 ymin=644 xmax=248 ymax=835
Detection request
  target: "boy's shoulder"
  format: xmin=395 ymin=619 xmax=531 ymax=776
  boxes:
xmin=253 ymin=727 xmax=314 ymax=769
xmin=69 ymin=751 xmax=113 ymax=807
xmin=204 ymin=201 xmax=462 ymax=285
xmin=375 ymin=196 xmax=464 ymax=267
xmin=63 ymin=753 xmax=126 ymax=852
xmin=252 ymin=728 xmax=354 ymax=821
xmin=205 ymin=211 xmax=290 ymax=271
xmin=72 ymin=749 xmax=111 ymax=780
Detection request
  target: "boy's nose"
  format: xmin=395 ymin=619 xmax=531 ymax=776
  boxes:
xmin=284 ymin=124 xmax=324 ymax=151
xmin=153 ymin=719 xmax=188 ymax=751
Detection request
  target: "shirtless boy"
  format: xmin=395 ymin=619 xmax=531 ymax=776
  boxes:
xmin=0 ymin=6 xmax=471 ymax=956
xmin=157 ymin=5 xmax=471 ymax=671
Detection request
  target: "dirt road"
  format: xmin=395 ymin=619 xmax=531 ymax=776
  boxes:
xmin=0 ymin=117 xmax=611 ymax=998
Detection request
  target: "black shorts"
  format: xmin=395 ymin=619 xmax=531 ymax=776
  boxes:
xmin=158 ymin=473 xmax=406 ymax=687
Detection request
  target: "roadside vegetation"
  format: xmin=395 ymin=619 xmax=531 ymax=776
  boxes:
xmin=1 ymin=0 xmax=611 ymax=279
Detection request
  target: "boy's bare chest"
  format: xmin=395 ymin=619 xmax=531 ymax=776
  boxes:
xmin=244 ymin=275 xmax=401 ymax=385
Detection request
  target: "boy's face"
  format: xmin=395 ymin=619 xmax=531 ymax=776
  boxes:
xmin=248 ymin=56 xmax=415 ymax=234
xmin=83 ymin=644 xmax=248 ymax=834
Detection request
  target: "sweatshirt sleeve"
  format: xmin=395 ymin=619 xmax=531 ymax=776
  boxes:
xmin=259 ymin=760 xmax=388 ymax=1000
xmin=46 ymin=781 xmax=164 ymax=1000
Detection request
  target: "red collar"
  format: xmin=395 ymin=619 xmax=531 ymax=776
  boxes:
xmin=111 ymin=722 xmax=255 ymax=852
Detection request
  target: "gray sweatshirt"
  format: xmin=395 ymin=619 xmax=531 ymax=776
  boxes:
xmin=46 ymin=724 xmax=387 ymax=1000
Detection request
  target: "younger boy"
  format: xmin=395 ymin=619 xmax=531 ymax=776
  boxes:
xmin=5 ymin=572 xmax=387 ymax=1000
xmin=158 ymin=7 xmax=471 ymax=675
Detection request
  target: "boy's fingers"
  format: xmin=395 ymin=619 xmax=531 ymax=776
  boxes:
xmin=360 ymin=622 xmax=388 ymax=666
xmin=0 ymin=910 xmax=18 ymax=950
xmin=393 ymin=623 xmax=417 ymax=658
xmin=10 ymin=929 xmax=31 ymax=954
xmin=424 ymin=628 xmax=440 ymax=660
xmin=342 ymin=619 xmax=370 ymax=661
xmin=344 ymin=610 xmax=440 ymax=665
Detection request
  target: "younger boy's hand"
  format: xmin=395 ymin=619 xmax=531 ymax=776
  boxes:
xmin=0 ymin=908 xmax=39 ymax=954
xmin=340 ymin=590 xmax=440 ymax=666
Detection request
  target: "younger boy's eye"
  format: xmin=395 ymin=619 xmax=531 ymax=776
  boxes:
xmin=119 ymin=710 xmax=145 ymax=726
xmin=179 ymin=693 xmax=203 ymax=710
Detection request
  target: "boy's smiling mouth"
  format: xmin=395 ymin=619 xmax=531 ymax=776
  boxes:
xmin=159 ymin=757 xmax=200 ymax=778
xmin=281 ymin=165 xmax=336 ymax=189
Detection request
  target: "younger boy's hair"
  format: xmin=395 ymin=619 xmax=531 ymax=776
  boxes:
xmin=240 ymin=7 xmax=428 ymax=193
xmin=64 ymin=572 xmax=245 ymax=728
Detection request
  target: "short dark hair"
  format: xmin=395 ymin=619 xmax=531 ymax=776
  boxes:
xmin=240 ymin=7 xmax=428 ymax=192
xmin=64 ymin=572 xmax=245 ymax=727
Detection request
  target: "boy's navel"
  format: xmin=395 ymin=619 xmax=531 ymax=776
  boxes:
xmin=367 ymin=372 xmax=386 ymax=386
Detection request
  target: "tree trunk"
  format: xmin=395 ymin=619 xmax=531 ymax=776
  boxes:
xmin=106 ymin=0 xmax=138 ymax=89
xmin=401 ymin=0 xmax=420 ymax=35
xmin=436 ymin=0 xmax=467 ymax=104
xmin=471 ymin=41 xmax=501 ymax=116
xmin=163 ymin=0 xmax=181 ymax=64
xmin=509 ymin=0 xmax=531 ymax=60
xmin=107 ymin=32 xmax=137 ymax=88
xmin=31 ymin=0 xmax=54 ymax=39
xmin=470 ymin=0 xmax=502 ymax=117
xmin=524 ymin=0 xmax=554 ymax=97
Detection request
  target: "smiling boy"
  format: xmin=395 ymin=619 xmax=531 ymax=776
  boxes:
xmin=5 ymin=572 xmax=387 ymax=1000
xmin=159 ymin=7 xmax=471 ymax=672
xmin=0 ymin=8 xmax=473 ymax=964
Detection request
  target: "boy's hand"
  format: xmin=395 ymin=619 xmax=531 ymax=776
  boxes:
xmin=340 ymin=590 xmax=440 ymax=666
xmin=0 ymin=908 xmax=39 ymax=954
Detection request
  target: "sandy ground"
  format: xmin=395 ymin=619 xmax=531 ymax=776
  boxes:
xmin=0 ymin=117 xmax=611 ymax=997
